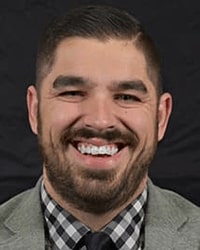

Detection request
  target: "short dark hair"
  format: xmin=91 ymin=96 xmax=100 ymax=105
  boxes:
xmin=36 ymin=5 xmax=162 ymax=95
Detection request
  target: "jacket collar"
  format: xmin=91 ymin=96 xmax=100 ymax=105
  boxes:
xmin=1 ymin=179 xmax=45 ymax=250
xmin=144 ymin=180 xmax=192 ymax=249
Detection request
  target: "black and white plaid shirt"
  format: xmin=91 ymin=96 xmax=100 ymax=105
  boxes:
xmin=41 ymin=183 xmax=147 ymax=250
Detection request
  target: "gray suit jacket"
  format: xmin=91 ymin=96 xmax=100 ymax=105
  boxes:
xmin=0 ymin=179 xmax=199 ymax=250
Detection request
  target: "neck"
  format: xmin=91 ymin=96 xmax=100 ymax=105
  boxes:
xmin=43 ymin=175 xmax=147 ymax=231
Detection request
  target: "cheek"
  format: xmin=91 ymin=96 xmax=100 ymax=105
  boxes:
xmin=123 ymin=109 xmax=157 ymax=141
xmin=39 ymin=102 xmax=81 ymax=135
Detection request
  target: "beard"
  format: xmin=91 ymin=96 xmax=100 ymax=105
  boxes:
xmin=38 ymin=113 xmax=158 ymax=214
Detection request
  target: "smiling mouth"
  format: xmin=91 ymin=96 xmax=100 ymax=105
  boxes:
xmin=72 ymin=142 xmax=125 ymax=156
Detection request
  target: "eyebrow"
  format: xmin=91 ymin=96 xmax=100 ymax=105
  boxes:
xmin=111 ymin=80 xmax=148 ymax=94
xmin=52 ymin=75 xmax=91 ymax=89
xmin=52 ymin=75 xmax=148 ymax=94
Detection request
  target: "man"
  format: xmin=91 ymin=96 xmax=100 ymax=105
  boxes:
xmin=0 ymin=4 xmax=199 ymax=250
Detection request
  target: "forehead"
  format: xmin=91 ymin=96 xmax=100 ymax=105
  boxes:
xmin=45 ymin=37 xmax=154 ymax=92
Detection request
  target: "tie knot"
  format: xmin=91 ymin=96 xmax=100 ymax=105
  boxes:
xmin=83 ymin=231 xmax=116 ymax=250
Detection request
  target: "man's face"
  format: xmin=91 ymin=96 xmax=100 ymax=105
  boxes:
xmin=27 ymin=38 xmax=171 ymax=214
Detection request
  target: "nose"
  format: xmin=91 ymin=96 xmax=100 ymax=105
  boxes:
xmin=82 ymin=96 xmax=117 ymax=130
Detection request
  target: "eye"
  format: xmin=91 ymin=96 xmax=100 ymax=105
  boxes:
xmin=59 ymin=90 xmax=85 ymax=97
xmin=114 ymin=94 xmax=141 ymax=102
xmin=56 ymin=90 xmax=87 ymax=102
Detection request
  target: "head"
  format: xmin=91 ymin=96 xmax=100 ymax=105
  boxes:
xmin=27 ymin=5 xmax=172 ymax=214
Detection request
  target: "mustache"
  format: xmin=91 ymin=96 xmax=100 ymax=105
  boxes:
xmin=60 ymin=127 xmax=139 ymax=148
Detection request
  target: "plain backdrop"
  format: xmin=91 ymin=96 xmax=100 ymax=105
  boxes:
xmin=0 ymin=0 xmax=200 ymax=206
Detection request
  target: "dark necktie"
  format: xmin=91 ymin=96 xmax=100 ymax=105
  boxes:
xmin=76 ymin=231 xmax=117 ymax=250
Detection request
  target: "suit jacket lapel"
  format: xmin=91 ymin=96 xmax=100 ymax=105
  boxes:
xmin=0 ymin=179 xmax=45 ymax=250
xmin=144 ymin=180 xmax=193 ymax=250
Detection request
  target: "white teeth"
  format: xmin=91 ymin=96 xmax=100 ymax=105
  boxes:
xmin=77 ymin=144 xmax=118 ymax=156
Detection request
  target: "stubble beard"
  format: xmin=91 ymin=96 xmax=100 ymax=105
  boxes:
xmin=37 ymin=114 xmax=158 ymax=214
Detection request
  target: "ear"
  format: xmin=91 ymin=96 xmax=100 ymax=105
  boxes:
xmin=27 ymin=85 xmax=38 ymax=135
xmin=157 ymin=92 xmax=172 ymax=141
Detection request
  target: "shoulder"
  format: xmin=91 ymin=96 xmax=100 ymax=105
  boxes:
xmin=147 ymin=179 xmax=200 ymax=229
xmin=145 ymin=180 xmax=200 ymax=249
xmin=0 ymin=179 xmax=43 ymax=238
xmin=0 ymin=188 xmax=33 ymax=220
xmin=0 ymin=177 xmax=42 ymax=218
xmin=149 ymin=180 xmax=200 ymax=213
xmin=0 ymin=179 xmax=45 ymax=249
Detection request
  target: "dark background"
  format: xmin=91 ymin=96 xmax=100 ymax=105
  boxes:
xmin=0 ymin=0 xmax=200 ymax=206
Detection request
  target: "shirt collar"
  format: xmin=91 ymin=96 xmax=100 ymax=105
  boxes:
xmin=41 ymin=182 xmax=147 ymax=250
